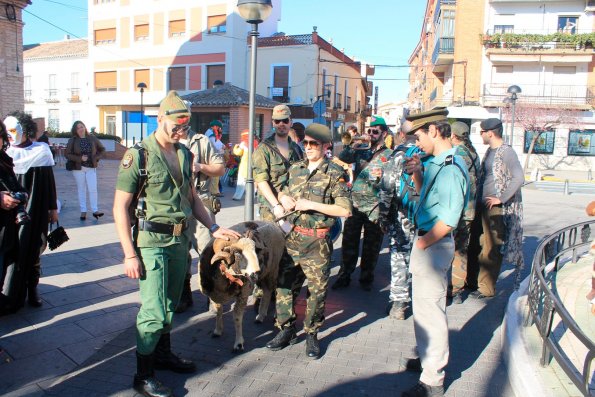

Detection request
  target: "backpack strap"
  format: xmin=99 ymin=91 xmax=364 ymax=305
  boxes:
xmin=133 ymin=142 xmax=148 ymax=221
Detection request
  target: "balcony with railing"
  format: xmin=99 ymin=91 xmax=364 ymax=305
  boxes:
xmin=432 ymin=37 xmax=454 ymax=72
xmin=45 ymin=89 xmax=59 ymax=103
xmin=482 ymin=31 xmax=595 ymax=55
xmin=68 ymin=88 xmax=81 ymax=103
xmin=24 ymin=90 xmax=33 ymax=104
xmin=482 ymin=83 xmax=594 ymax=109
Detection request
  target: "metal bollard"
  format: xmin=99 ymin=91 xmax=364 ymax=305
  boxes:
xmin=563 ymin=179 xmax=570 ymax=195
xmin=588 ymin=169 xmax=593 ymax=181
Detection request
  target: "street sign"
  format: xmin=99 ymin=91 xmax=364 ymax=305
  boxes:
xmin=313 ymin=100 xmax=326 ymax=115
xmin=313 ymin=116 xmax=326 ymax=124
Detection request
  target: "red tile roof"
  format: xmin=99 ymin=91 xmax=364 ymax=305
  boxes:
xmin=24 ymin=39 xmax=88 ymax=60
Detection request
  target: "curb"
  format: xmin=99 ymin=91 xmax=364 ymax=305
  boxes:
xmin=540 ymin=176 xmax=595 ymax=183
xmin=502 ymin=276 xmax=551 ymax=397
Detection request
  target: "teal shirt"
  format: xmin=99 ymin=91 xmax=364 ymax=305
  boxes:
xmin=415 ymin=147 xmax=468 ymax=231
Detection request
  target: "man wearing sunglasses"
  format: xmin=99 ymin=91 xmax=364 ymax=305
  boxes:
xmin=332 ymin=115 xmax=393 ymax=292
xmin=253 ymin=104 xmax=303 ymax=222
xmin=266 ymin=123 xmax=352 ymax=359
xmin=114 ymin=91 xmax=240 ymax=397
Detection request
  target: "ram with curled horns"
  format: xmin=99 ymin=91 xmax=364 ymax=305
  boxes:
xmin=197 ymin=221 xmax=286 ymax=352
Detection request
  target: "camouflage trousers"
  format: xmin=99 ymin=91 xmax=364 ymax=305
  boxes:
xmin=275 ymin=231 xmax=332 ymax=334
xmin=388 ymin=218 xmax=414 ymax=303
xmin=451 ymin=218 xmax=472 ymax=294
xmin=338 ymin=208 xmax=384 ymax=284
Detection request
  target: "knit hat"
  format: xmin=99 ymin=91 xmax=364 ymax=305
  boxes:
xmin=210 ymin=120 xmax=223 ymax=128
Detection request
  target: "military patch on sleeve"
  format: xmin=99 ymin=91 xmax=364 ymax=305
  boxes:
xmin=121 ymin=153 xmax=134 ymax=169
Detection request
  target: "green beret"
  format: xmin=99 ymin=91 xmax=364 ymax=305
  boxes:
xmin=210 ymin=120 xmax=223 ymax=128
xmin=405 ymin=108 xmax=448 ymax=134
xmin=369 ymin=115 xmax=386 ymax=127
xmin=305 ymin=123 xmax=332 ymax=143
xmin=160 ymin=90 xmax=191 ymax=123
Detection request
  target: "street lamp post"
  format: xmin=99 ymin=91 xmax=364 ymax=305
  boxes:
xmin=237 ymin=0 xmax=273 ymax=221
xmin=137 ymin=82 xmax=147 ymax=143
xmin=506 ymin=85 xmax=521 ymax=147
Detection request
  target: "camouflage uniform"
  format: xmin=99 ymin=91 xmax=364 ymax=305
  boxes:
xmin=337 ymin=144 xmax=393 ymax=285
xmin=451 ymin=143 xmax=480 ymax=294
xmin=276 ymin=158 xmax=352 ymax=333
xmin=378 ymin=143 xmax=417 ymax=304
xmin=252 ymin=134 xmax=303 ymax=221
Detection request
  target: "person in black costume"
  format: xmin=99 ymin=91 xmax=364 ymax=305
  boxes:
xmin=0 ymin=119 xmax=28 ymax=314
xmin=2 ymin=113 xmax=58 ymax=311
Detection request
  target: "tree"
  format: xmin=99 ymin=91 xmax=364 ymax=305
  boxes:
xmin=502 ymin=103 xmax=581 ymax=172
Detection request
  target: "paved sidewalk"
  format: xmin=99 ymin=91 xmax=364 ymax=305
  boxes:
xmin=0 ymin=160 xmax=589 ymax=397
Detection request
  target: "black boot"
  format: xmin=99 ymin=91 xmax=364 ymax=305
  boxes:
xmin=175 ymin=275 xmax=193 ymax=313
xmin=265 ymin=325 xmax=298 ymax=351
xmin=133 ymin=352 xmax=173 ymax=397
xmin=305 ymin=333 xmax=320 ymax=359
xmin=154 ymin=333 xmax=196 ymax=373
xmin=28 ymin=267 xmax=42 ymax=308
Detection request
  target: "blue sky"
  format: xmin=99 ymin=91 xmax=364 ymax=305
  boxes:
xmin=22 ymin=0 xmax=426 ymax=104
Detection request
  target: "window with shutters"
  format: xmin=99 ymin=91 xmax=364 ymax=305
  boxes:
xmin=134 ymin=24 xmax=149 ymax=41
xmin=95 ymin=28 xmax=116 ymax=45
xmin=95 ymin=71 xmax=117 ymax=92
xmin=207 ymin=14 xmax=227 ymax=34
xmin=168 ymin=67 xmax=186 ymax=91
xmin=271 ymin=65 xmax=289 ymax=103
xmin=169 ymin=19 xmax=185 ymax=38
xmin=207 ymin=65 xmax=225 ymax=89
xmin=135 ymin=69 xmax=150 ymax=91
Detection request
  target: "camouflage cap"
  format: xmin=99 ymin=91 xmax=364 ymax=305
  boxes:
xmin=405 ymin=108 xmax=449 ymax=135
xmin=272 ymin=104 xmax=291 ymax=120
xmin=159 ymin=90 xmax=191 ymax=124
xmin=305 ymin=123 xmax=332 ymax=143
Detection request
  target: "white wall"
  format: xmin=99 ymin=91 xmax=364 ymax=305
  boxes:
xmin=24 ymin=54 xmax=94 ymax=132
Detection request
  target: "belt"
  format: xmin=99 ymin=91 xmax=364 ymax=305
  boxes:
xmin=138 ymin=219 xmax=188 ymax=236
xmin=294 ymin=225 xmax=330 ymax=239
xmin=418 ymin=229 xmax=429 ymax=236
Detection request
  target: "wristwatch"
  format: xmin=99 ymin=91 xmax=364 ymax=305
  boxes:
xmin=209 ymin=223 xmax=220 ymax=233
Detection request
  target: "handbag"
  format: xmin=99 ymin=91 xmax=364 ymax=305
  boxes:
xmin=47 ymin=222 xmax=69 ymax=251
xmin=65 ymin=160 xmax=75 ymax=171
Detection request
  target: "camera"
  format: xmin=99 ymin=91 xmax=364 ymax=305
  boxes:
xmin=9 ymin=192 xmax=30 ymax=225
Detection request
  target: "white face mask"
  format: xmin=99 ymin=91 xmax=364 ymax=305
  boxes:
xmin=3 ymin=116 xmax=24 ymax=145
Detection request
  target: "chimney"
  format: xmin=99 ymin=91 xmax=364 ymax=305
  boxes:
xmin=64 ymin=34 xmax=70 ymax=40
xmin=312 ymin=26 xmax=318 ymax=43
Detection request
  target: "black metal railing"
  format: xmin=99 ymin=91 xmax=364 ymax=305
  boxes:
xmin=525 ymin=220 xmax=595 ymax=397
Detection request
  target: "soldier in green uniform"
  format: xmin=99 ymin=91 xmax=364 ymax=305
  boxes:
xmin=332 ymin=115 xmax=393 ymax=291
xmin=113 ymin=91 xmax=240 ymax=397
xmin=265 ymin=123 xmax=352 ymax=359
xmin=448 ymin=122 xmax=480 ymax=304
xmin=252 ymin=104 xmax=303 ymax=222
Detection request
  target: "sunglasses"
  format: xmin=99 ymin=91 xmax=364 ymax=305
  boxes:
xmin=273 ymin=118 xmax=290 ymax=124
xmin=172 ymin=124 xmax=191 ymax=134
xmin=367 ymin=128 xmax=381 ymax=135
xmin=302 ymin=139 xmax=321 ymax=148
xmin=480 ymin=130 xmax=488 ymax=134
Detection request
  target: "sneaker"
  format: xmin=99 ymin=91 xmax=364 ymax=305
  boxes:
xmin=388 ymin=301 xmax=408 ymax=320
xmin=331 ymin=277 xmax=350 ymax=290
xmin=401 ymin=357 xmax=422 ymax=373
xmin=401 ymin=381 xmax=444 ymax=397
